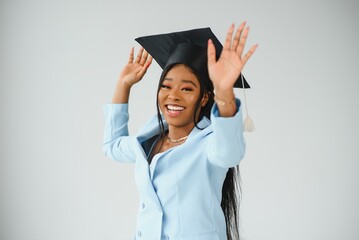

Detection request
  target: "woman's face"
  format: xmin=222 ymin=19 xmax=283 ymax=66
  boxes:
xmin=158 ymin=64 xmax=207 ymax=131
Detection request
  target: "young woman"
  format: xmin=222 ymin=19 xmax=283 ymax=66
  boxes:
xmin=103 ymin=22 xmax=257 ymax=240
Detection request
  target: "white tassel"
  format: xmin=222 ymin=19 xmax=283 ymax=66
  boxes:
xmin=241 ymin=74 xmax=255 ymax=133
xmin=244 ymin=116 xmax=255 ymax=132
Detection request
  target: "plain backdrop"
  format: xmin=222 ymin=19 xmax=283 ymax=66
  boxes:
xmin=1 ymin=0 xmax=359 ymax=239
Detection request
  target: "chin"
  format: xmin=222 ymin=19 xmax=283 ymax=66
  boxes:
xmin=165 ymin=118 xmax=193 ymax=128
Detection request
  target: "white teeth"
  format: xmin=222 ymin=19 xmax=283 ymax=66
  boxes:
xmin=167 ymin=105 xmax=184 ymax=111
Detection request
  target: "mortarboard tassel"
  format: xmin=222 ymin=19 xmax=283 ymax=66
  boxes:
xmin=241 ymin=74 xmax=255 ymax=132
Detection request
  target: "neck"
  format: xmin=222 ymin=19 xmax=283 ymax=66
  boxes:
xmin=166 ymin=125 xmax=193 ymax=143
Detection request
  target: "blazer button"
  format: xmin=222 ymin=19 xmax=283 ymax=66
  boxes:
xmin=137 ymin=231 xmax=142 ymax=238
xmin=163 ymin=235 xmax=169 ymax=240
xmin=141 ymin=203 xmax=145 ymax=209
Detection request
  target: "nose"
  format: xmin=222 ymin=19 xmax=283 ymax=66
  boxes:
xmin=168 ymin=89 xmax=180 ymax=101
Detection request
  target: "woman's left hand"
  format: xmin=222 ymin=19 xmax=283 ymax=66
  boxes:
xmin=207 ymin=22 xmax=258 ymax=91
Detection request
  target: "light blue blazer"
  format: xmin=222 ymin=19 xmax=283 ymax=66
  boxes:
xmin=103 ymin=99 xmax=246 ymax=240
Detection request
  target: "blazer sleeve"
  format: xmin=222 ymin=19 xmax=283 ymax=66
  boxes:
xmin=102 ymin=103 xmax=136 ymax=163
xmin=206 ymin=98 xmax=246 ymax=168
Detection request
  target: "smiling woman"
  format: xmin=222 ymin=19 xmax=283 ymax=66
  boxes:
xmin=159 ymin=65 xmax=205 ymax=133
xmin=103 ymin=23 xmax=257 ymax=240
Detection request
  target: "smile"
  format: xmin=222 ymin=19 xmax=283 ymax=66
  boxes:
xmin=166 ymin=105 xmax=185 ymax=111
xmin=165 ymin=104 xmax=185 ymax=118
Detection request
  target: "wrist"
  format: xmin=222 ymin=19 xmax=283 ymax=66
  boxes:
xmin=116 ymin=79 xmax=133 ymax=90
xmin=214 ymin=95 xmax=236 ymax=106
xmin=214 ymin=89 xmax=235 ymax=105
xmin=213 ymin=81 xmax=234 ymax=93
xmin=215 ymin=95 xmax=237 ymax=117
xmin=112 ymin=80 xmax=132 ymax=104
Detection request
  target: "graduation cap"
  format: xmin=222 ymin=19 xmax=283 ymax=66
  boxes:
xmin=135 ymin=27 xmax=250 ymax=89
xmin=135 ymin=27 xmax=255 ymax=132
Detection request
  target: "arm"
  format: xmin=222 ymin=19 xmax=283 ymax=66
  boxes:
xmin=206 ymin=99 xmax=246 ymax=168
xmin=103 ymin=104 xmax=136 ymax=163
xmin=207 ymin=22 xmax=257 ymax=117
xmin=103 ymin=47 xmax=152 ymax=162
xmin=205 ymin=22 xmax=256 ymax=167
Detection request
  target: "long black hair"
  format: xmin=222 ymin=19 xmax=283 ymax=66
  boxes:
xmin=152 ymin=64 xmax=242 ymax=240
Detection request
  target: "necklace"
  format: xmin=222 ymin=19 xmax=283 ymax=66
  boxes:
xmin=166 ymin=135 xmax=188 ymax=143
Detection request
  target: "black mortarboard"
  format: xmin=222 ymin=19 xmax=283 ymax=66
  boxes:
xmin=135 ymin=28 xmax=250 ymax=88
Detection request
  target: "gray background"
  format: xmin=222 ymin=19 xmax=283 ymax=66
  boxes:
xmin=1 ymin=0 xmax=358 ymax=239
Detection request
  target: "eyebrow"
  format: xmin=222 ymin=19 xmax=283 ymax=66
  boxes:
xmin=163 ymin=78 xmax=198 ymax=88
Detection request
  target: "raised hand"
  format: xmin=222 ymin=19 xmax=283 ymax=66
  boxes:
xmin=118 ymin=47 xmax=153 ymax=87
xmin=112 ymin=47 xmax=152 ymax=104
xmin=207 ymin=22 xmax=258 ymax=91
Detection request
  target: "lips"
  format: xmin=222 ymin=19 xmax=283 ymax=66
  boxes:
xmin=167 ymin=105 xmax=184 ymax=111
xmin=165 ymin=104 xmax=185 ymax=118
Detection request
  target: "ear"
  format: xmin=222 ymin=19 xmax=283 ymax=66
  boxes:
xmin=201 ymin=92 xmax=209 ymax=107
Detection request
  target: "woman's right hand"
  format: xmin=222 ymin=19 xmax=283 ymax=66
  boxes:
xmin=112 ymin=47 xmax=152 ymax=103
xmin=118 ymin=47 xmax=153 ymax=87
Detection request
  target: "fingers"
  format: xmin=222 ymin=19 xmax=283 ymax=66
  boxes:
xmin=131 ymin=47 xmax=151 ymax=67
xmin=224 ymin=21 xmax=252 ymax=57
xmin=135 ymin=47 xmax=144 ymax=63
xmin=226 ymin=21 xmax=258 ymax=62
xmin=144 ymin=55 xmax=153 ymax=70
xmin=138 ymin=55 xmax=153 ymax=77
xmin=231 ymin=22 xmax=246 ymax=52
xmin=140 ymin=50 xmax=149 ymax=65
xmin=236 ymin=26 xmax=249 ymax=56
xmin=223 ymin=24 xmax=235 ymax=51
xmin=242 ymin=44 xmax=258 ymax=65
xmin=225 ymin=22 xmax=246 ymax=52
xmin=128 ymin=47 xmax=134 ymax=63
xmin=207 ymin=39 xmax=217 ymax=65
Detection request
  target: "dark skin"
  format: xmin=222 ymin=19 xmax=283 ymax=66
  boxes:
xmin=112 ymin=22 xmax=257 ymax=155
xmin=150 ymin=64 xmax=208 ymax=158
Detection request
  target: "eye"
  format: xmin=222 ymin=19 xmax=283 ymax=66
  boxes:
xmin=182 ymin=88 xmax=193 ymax=92
xmin=161 ymin=84 xmax=170 ymax=89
